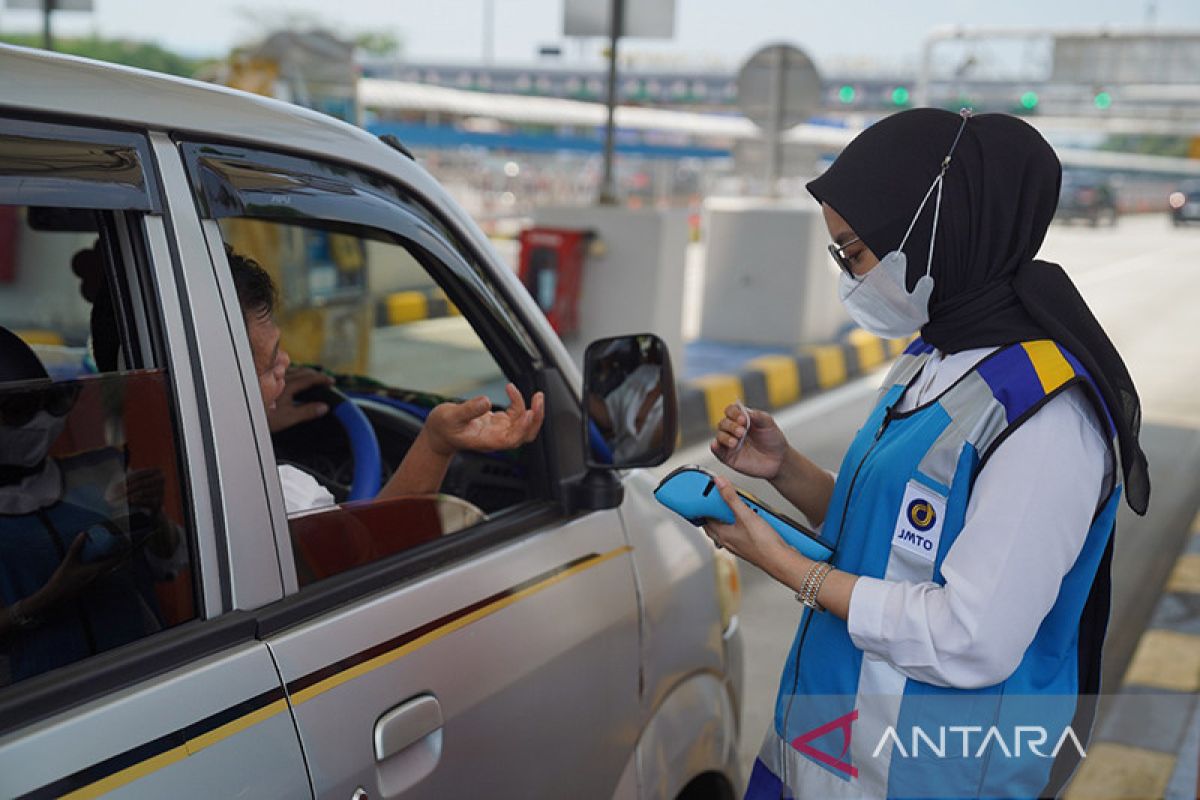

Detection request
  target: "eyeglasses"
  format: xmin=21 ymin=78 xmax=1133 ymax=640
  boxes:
xmin=0 ymin=382 xmax=79 ymax=427
xmin=827 ymin=236 xmax=862 ymax=279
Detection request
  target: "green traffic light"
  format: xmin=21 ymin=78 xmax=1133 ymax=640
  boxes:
xmin=838 ymin=85 xmax=856 ymax=103
xmin=1020 ymin=91 xmax=1039 ymax=110
xmin=892 ymin=86 xmax=910 ymax=105
xmin=1094 ymin=91 xmax=1112 ymax=109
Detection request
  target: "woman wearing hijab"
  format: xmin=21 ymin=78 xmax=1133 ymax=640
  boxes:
xmin=703 ymin=108 xmax=1149 ymax=799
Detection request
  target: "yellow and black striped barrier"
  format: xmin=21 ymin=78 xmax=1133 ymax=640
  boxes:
xmin=14 ymin=329 xmax=67 ymax=347
xmin=675 ymin=330 xmax=909 ymax=448
xmin=374 ymin=287 xmax=460 ymax=327
xmin=1063 ymin=510 xmax=1200 ymax=799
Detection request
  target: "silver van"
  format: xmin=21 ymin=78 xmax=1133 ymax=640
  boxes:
xmin=0 ymin=45 xmax=742 ymax=799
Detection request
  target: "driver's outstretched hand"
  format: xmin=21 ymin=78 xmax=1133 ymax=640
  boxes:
xmin=425 ymin=383 xmax=545 ymax=456
xmin=267 ymin=367 xmax=334 ymax=433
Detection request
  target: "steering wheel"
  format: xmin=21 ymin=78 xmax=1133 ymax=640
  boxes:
xmin=295 ymin=385 xmax=382 ymax=501
xmin=288 ymin=385 xmax=500 ymax=529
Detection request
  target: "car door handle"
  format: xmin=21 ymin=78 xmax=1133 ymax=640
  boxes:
xmin=374 ymin=694 xmax=444 ymax=762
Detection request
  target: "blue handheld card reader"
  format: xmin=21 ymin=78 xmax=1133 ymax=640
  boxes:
xmin=653 ymin=465 xmax=834 ymax=562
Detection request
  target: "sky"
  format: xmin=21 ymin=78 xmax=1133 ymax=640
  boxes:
xmin=1 ymin=0 xmax=1199 ymax=72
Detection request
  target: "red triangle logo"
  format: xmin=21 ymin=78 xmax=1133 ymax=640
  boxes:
xmin=790 ymin=709 xmax=859 ymax=779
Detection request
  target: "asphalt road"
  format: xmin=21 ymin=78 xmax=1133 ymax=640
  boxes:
xmin=653 ymin=212 xmax=1200 ymax=777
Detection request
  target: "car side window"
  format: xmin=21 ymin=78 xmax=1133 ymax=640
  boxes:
xmin=183 ymin=143 xmax=544 ymax=588
xmin=0 ymin=123 xmax=199 ymax=689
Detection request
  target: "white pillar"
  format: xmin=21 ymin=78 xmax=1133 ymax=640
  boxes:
xmin=532 ymin=206 xmax=689 ymax=373
xmin=698 ymin=197 xmax=848 ymax=346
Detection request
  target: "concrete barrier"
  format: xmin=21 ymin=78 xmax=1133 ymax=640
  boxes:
xmin=699 ymin=198 xmax=848 ymax=348
xmin=370 ymin=299 xmax=906 ymax=451
xmin=674 ymin=330 xmax=909 ymax=448
xmin=373 ymin=287 xmax=459 ymax=327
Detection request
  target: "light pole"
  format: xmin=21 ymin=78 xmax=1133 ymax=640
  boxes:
xmin=598 ymin=0 xmax=623 ymax=205
xmin=482 ymin=0 xmax=494 ymax=64
xmin=42 ymin=0 xmax=56 ymax=52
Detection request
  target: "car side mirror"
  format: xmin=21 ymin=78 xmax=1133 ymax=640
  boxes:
xmin=582 ymin=334 xmax=677 ymax=469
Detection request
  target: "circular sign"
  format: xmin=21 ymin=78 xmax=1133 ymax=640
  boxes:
xmin=736 ymin=43 xmax=822 ymax=132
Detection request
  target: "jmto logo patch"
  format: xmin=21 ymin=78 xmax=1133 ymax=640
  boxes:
xmin=892 ymin=481 xmax=946 ymax=562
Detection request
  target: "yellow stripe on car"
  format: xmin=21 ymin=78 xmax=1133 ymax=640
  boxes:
xmin=51 ymin=549 xmax=630 ymax=799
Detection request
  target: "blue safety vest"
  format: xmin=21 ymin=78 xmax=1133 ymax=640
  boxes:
xmin=747 ymin=339 xmax=1121 ymax=800
xmin=0 ymin=449 xmax=164 ymax=683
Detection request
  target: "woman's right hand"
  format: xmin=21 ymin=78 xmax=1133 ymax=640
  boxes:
xmin=710 ymin=403 xmax=789 ymax=480
xmin=26 ymin=532 xmax=120 ymax=620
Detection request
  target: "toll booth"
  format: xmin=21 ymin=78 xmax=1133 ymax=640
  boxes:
xmin=517 ymin=227 xmax=595 ymax=336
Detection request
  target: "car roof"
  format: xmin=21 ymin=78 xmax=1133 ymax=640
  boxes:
xmin=0 ymin=44 xmax=576 ymax=386
xmin=0 ymin=44 xmax=442 ymax=201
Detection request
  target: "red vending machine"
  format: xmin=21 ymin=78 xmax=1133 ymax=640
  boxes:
xmin=516 ymin=227 xmax=595 ymax=336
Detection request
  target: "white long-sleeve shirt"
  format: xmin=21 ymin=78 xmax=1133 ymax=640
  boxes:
xmin=278 ymin=463 xmax=335 ymax=514
xmin=846 ymin=347 xmax=1115 ymax=689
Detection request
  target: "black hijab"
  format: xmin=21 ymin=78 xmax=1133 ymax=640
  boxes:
xmin=807 ymin=108 xmax=1149 ymax=514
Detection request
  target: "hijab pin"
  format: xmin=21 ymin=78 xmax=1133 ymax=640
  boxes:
xmin=940 ymin=109 xmax=973 ymax=173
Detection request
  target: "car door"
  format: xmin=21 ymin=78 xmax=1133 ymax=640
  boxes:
xmin=178 ymin=140 xmax=643 ymax=800
xmin=0 ymin=119 xmax=310 ymax=799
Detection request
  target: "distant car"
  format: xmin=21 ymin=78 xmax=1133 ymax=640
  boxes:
xmin=1057 ymin=174 xmax=1119 ymax=227
xmin=1169 ymin=181 xmax=1200 ymax=226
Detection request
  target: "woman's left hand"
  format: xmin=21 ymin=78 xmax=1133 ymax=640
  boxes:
xmin=702 ymin=475 xmax=793 ymax=573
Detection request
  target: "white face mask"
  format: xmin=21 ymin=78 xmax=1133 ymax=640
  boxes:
xmin=0 ymin=409 xmax=67 ymax=469
xmin=837 ymin=110 xmax=970 ymax=339
xmin=838 ymin=250 xmax=935 ymax=338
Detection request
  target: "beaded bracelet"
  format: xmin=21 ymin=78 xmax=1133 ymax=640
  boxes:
xmin=795 ymin=561 xmax=834 ymax=612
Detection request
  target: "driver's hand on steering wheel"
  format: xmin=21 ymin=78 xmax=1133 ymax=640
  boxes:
xmin=267 ymin=367 xmax=334 ymax=433
xmin=425 ymin=383 xmax=545 ymax=457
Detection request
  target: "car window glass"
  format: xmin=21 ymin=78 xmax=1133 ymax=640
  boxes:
xmin=181 ymin=142 xmax=537 ymax=360
xmin=0 ymin=197 xmax=198 ymax=691
xmin=219 ymin=217 xmax=509 ymax=400
xmin=197 ymin=166 xmax=539 ymax=589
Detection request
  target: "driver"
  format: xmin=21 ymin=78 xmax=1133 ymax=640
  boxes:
xmin=227 ymin=248 xmax=545 ymax=513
